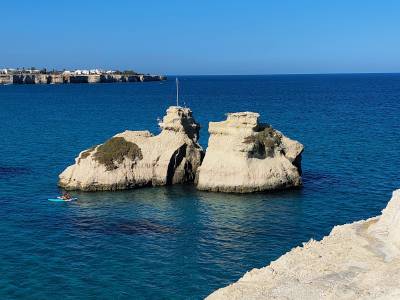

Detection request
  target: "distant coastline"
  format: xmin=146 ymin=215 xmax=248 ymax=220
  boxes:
xmin=0 ymin=67 xmax=166 ymax=85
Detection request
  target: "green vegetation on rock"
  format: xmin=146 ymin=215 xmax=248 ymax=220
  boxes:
xmin=244 ymin=126 xmax=282 ymax=157
xmin=244 ymin=126 xmax=281 ymax=145
xmin=93 ymin=137 xmax=143 ymax=171
xmin=79 ymin=146 xmax=96 ymax=162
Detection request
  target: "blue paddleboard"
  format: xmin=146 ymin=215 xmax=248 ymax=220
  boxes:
xmin=48 ymin=197 xmax=77 ymax=202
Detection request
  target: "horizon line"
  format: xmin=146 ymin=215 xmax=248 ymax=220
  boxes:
xmin=167 ymin=71 xmax=400 ymax=76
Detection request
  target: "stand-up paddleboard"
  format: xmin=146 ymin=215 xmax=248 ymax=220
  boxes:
xmin=48 ymin=197 xmax=77 ymax=202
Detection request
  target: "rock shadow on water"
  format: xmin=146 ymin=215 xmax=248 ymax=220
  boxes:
xmin=301 ymin=170 xmax=342 ymax=189
xmin=110 ymin=219 xmax=176 ymax=235
xmin=72 ymin=216 xmax=177 ymax=236
xmin=0 ymin=166 xmax=31 ymax=179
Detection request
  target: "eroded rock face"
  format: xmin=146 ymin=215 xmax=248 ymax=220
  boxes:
xmin=196 ymin=112 xmax=303 ymax=193
xmin=207 ymin=190 xmax=400 ymax=300
xmin=59 ymin=106 xmax=203 ymax=191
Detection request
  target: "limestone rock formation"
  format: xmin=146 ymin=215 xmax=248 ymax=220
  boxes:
xmin=196 ymin=112 xmax=303 ymax=193
xmin=59 ymin=106 xmax=203 ymax=191
xmin=207 ymin=190 xmax=400 ymax=300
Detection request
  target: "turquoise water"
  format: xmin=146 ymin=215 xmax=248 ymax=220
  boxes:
xmin=1 ymin=75 xmax=399 ymax=299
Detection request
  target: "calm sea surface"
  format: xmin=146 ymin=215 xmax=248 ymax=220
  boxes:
xmin=0 ymin=75 xmax=399 ymax=299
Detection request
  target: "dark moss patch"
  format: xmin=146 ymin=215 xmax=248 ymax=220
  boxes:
xmin=244 ymin=126 xmax=280 ymax=145
xmin=78 ymin=146 xmax=96 ymax=164
xmin=93 ymin=137 xmax=143 ymax=171
xmin=244 ymin=126 xmax=282 ymax=158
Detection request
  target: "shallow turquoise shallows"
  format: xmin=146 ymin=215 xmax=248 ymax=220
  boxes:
xmin=0 ymin=75 xmax=399 ymax=299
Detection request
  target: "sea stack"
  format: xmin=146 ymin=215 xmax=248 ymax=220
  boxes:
xmin=207 ymin=189 xmax=400 ymax=299
xmin=59 ymin=106 xmax=203 ymax=191
xmin=196 ymin=112 xmax=303 ymax=193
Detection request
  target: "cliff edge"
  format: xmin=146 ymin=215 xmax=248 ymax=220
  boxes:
xmin=59 ymin=106 xmax=203 ymax=191
xmin=196 ymin=112 xmax=303 ymax=193
xmin=207 ymin=190 xmax=400 ymax=300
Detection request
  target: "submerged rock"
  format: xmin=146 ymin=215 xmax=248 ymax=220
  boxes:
xmin=207 ymin=190 xmax=400 ymax=300
xmin=196 ymin=112 xmax=303 ymax=193
xmin=59 ymin=106 xmax=203 ymax=191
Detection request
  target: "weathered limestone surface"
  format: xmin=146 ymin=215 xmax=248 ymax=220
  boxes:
xmin=3 ymin=73 xmax=165 ymax=85
xmin=69 ymin=74 xmax=165 ymax=83
xmin=11 ymin=74 xmax=64 ymax=84
xmin=0 ymin=75 xmax=12 ymax=84
xmin=100 ymin=74 xmax=140 ymax=83
xmin=100 ymin=74 xmax=124 ymax=83
xmin=69 ymin=75 xmax=101 ymax=83
xmin=196 ymin=112 xmax=303 ymax=193
xmin=12 ymin=74 xmax=43 ymax=84
xmin=207 ymin=190 xmax=400 ymax=300
xmin=98 ymin=74 xmax=164 ymax=83
xmin=59 ymin=106 xmax=203 ymax=191
xmin=48 ymin=74 xmax=64 ymax=84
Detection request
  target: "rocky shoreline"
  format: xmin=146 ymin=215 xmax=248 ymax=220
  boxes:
xmin=0 ymin=73 xmax=166 ymax=85
xmin=207 ymin=190 xmax=400 ymax=299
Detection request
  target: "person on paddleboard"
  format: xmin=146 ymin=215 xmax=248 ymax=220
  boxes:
xmin=61 ymin=192 xmax=72 ymax=200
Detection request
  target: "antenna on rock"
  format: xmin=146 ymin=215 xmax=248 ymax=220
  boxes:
xmin=176 ymin=77 xmax=179 ymax=107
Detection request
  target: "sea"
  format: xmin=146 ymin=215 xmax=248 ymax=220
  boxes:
xmin=0 ymin=74 xmax=399 ymax=299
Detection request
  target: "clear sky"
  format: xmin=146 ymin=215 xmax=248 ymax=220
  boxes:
xmin=2 ymin=0 xmax=400 ymax=75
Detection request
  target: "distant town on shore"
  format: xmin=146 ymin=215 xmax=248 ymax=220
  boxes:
xmin=0 ymin=67 xmax=166 ymax=85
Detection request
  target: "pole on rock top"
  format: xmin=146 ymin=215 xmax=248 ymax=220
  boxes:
xmin=176 ymin=77 xmax=179 ymax=107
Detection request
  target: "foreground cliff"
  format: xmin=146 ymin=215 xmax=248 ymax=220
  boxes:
xmin=196 ymin=112 xmax=303 ymax=193
xmin=59 ymin=107 xmax=203 ymax=191
xmin=208 ymin=190 xmax=400 ymax=300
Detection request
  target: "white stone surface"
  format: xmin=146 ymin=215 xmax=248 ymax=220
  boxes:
xmin=207 ymin=190 xmax=400 ymax=300
xmin=196 ymin=112 xmax=303 ymax=193
xmin=59 ymin=106 xmax=203 ymax=191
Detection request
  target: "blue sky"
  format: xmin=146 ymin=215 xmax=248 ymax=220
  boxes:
xmin=2 ymin=0 xmax=399 ymax=75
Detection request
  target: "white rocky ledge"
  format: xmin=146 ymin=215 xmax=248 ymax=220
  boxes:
xmin=207 ymin=189 xmax=400 ymax=300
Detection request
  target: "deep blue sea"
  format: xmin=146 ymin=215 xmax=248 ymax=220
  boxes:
xmin=0 ymin=75 xmax=399 ymax=299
